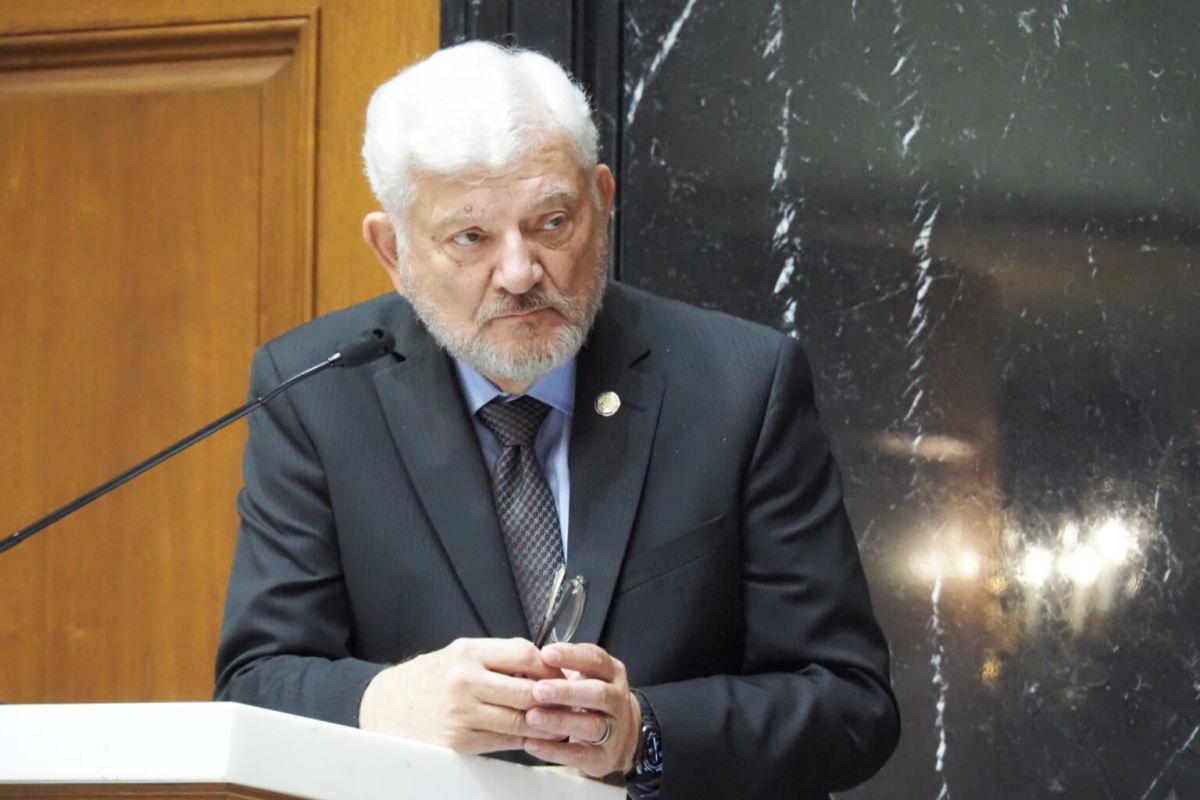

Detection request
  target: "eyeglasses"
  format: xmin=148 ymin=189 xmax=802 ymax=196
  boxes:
xmin=533 ymin=564 xmax=587 ymax=647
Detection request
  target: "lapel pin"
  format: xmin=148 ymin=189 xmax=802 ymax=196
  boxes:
xmin=594 ymin=391 xmax=621 ymax=417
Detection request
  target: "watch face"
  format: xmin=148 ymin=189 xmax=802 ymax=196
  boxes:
xmin=642 ymin=729 xmax=664 ymax=775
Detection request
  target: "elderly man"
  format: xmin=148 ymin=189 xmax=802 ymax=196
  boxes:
xmin=215 ymin=41 xmax=899 ymax=799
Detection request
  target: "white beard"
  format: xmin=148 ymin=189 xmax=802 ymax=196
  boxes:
xmin=401 ymin=240 xmax=608 ymax=386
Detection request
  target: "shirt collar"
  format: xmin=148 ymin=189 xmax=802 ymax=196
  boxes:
xmin=453 ymin=357 xmax=576 ymax=418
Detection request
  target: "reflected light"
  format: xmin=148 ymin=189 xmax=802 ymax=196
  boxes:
xmin=954 ymin=548 xmax=982 ymax=579
xmin=1092 ymin=518 xmax=1135 ymax=564
xmin=1019 ymin=546 xmax=1055 ymax=587
xmin=874 ymin=432 xmax=979 ymax=463
xmin=908 ymin=510 xmax=1145 ymax=603
xmin=1060 ymin=546 xmax=1102 ymax=587
xmin=910 ymin=551 xmax=942 ymax=582
xmin=909 ymin=547 xmax=984 ymax=583
xmin=980 ymin=652 xmax=1002 ymax=686
xmin=1061 ymin=521 xmax=1080 ymax=549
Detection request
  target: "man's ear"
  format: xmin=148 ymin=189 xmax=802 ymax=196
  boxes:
xmin=594 ymin=164 xmax=617 ymax=221
xmin=362 ymin=212 xmax=405 ymax=293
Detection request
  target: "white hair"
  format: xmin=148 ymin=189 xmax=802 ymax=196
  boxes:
xmin=362 ymin=41 xmax=599 ymax=230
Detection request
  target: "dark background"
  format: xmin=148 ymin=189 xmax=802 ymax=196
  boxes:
xmin=443 ymin=2 xmax=1200 ymax=797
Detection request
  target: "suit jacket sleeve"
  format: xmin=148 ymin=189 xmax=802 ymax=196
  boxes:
xmin=639 ymin=336 xmax=899 ymax=798
xmin=213 ymin=343 xmax=386 ymax=724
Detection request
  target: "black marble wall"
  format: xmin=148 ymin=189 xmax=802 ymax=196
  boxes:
xmin=446 ymin=2 xmax=1200 ymax=797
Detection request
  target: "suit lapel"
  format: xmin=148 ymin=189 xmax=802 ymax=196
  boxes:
xmin=371 ymin=307 xmax=528 ymax=639
xmin=567 ymin=292 xmax=664 ymax=645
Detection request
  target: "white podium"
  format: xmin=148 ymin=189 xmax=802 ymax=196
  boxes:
xmin=0 ymin=702 xmax=624 ymax=799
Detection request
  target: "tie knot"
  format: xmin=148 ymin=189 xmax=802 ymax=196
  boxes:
xmin=477 ymin=396 xmax=551 ymax=447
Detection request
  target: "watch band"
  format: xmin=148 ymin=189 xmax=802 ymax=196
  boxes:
xmin=626 ymin=689 xmax=664 ymax=795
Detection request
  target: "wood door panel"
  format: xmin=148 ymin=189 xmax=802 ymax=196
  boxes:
xmin=0 ymin=0 xmax=436 ymax=706
xmin=0 ymin=2 xmax=318 ymax=36
xmin=0 ymin=20 xmax=306 ymax=69
xmin=0 ymin=19 xmax=314 ymax=702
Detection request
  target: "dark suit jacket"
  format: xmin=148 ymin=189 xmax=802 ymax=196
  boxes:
xmin=215 ymin=281 xmax=899 ymax=798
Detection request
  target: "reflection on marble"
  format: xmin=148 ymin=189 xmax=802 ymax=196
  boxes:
xmin=616 ymin=1 xmax=1199 ymax=797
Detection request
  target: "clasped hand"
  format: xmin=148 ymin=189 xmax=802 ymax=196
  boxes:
xmin=360 ymin=638 xmax=641 ymax=778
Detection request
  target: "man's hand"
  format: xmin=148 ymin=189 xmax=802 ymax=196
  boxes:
xmin=522 ymin=643 xmax=643 ymax=778
xmin=359 ymin=637 xmax=566 ymax=754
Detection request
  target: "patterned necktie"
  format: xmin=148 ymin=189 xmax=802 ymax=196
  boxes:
xmin=476 ymin=396 xmax=565 ymax=637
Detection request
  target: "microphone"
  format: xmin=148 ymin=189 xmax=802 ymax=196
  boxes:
xmin=330 ymin=327 xmax=395 ymax=367
xmin=1 ymin=328 xmax=395 ymax=554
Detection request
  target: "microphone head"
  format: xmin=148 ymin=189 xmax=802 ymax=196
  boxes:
xmin=333 ymin=328 xmax=396 ymax=367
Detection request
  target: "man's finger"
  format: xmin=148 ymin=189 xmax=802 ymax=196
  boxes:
xmin=532 ymin=677 xmax=614 ymax=712
xmin=470 ymin=670 xmax=540 ymax=711
xmin=468 ymin=702 xmax=565 ymax=741
xmin=526 ymin=706 xmax=611 ymax=742
xmin=478 ymin=637 xmax=565 ymax=679
xmin=540 ymin=642 xmax=618 ymax=680
xmin=522 ymin=737 xmax=609 ymax=777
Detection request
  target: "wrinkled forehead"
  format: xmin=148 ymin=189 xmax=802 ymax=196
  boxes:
xmin=408 ymin=142 xmax=591 ymax=228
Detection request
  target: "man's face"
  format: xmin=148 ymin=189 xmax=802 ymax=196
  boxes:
xmin=383 ymin=144 xmax=614 ymax=389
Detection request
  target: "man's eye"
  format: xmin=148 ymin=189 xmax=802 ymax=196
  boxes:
xmin=451 ymin=231 xmax=482 ymax=246
xmin=543 ymin=215 xmax=567 ymax=231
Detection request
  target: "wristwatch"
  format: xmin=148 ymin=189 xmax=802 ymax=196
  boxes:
xmin=625 ymin=690 xmax=663 ymax=796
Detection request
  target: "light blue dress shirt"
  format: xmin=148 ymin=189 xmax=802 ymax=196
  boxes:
xmin=453 ymin=358 xmax=574 ymax=558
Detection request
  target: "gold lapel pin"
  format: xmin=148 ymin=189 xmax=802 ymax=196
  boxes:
xmin=594 ymin=391 xmax=621 ymax=417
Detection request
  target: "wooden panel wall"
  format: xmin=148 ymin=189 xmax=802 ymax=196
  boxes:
xmin=0 ymin=0 xmax=437 ymax=703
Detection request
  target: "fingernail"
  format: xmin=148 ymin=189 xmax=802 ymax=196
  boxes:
xmin=528 ymin=709 xmax=547 ymax=726
xmin=525 ymin=739 xmax=541 ymax=754
xmin=542 ymin=647 xmax=562 ymax=665
xmin=533 ymin=684 xmax=554 ymax=703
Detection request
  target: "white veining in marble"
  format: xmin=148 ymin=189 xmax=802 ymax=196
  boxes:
xmin=625 ymin=0 xmax=701 ymax=128
xmin=1053 ymin=0 xmax=1070 ymax=48
xmin=904 ymin=194 xmax=939 ymax=369
xmin=1138 ymin=723 xmax=1200 ymax=800
xmin=764 ymin=0 xmax=784 ymax=81
xmin=762 ymin=21 xmax=782 ymax=57
xmin=929 ymin=576 xmax=952 ymax=800
xmin=772 ymin=202 xmax=796 ymax=248
xmin=889 ymin=1 xmax=925 ymax=159
xmin=886 ymin=8 xmax=961 ymax=793
xmin=1018 ymin=8 xmax=1037 ymax=35
xmin=771 ymin=87 xmax=791 ymax=192
xmin=762 ymin=1 xmax=803 ymax=338
xmin=901 ymin=111 xmax=924 ymax=159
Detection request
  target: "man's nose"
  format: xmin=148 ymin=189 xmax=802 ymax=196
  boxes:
xmin=492 ymin=232 xmax=543 ymax=294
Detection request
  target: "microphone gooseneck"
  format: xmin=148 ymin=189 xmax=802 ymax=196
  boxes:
xmin=1 ymin=329 xmax=395 ymax=554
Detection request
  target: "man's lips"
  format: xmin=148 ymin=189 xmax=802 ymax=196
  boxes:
xmin=488 ymin=306 xmax=554 ymax=321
